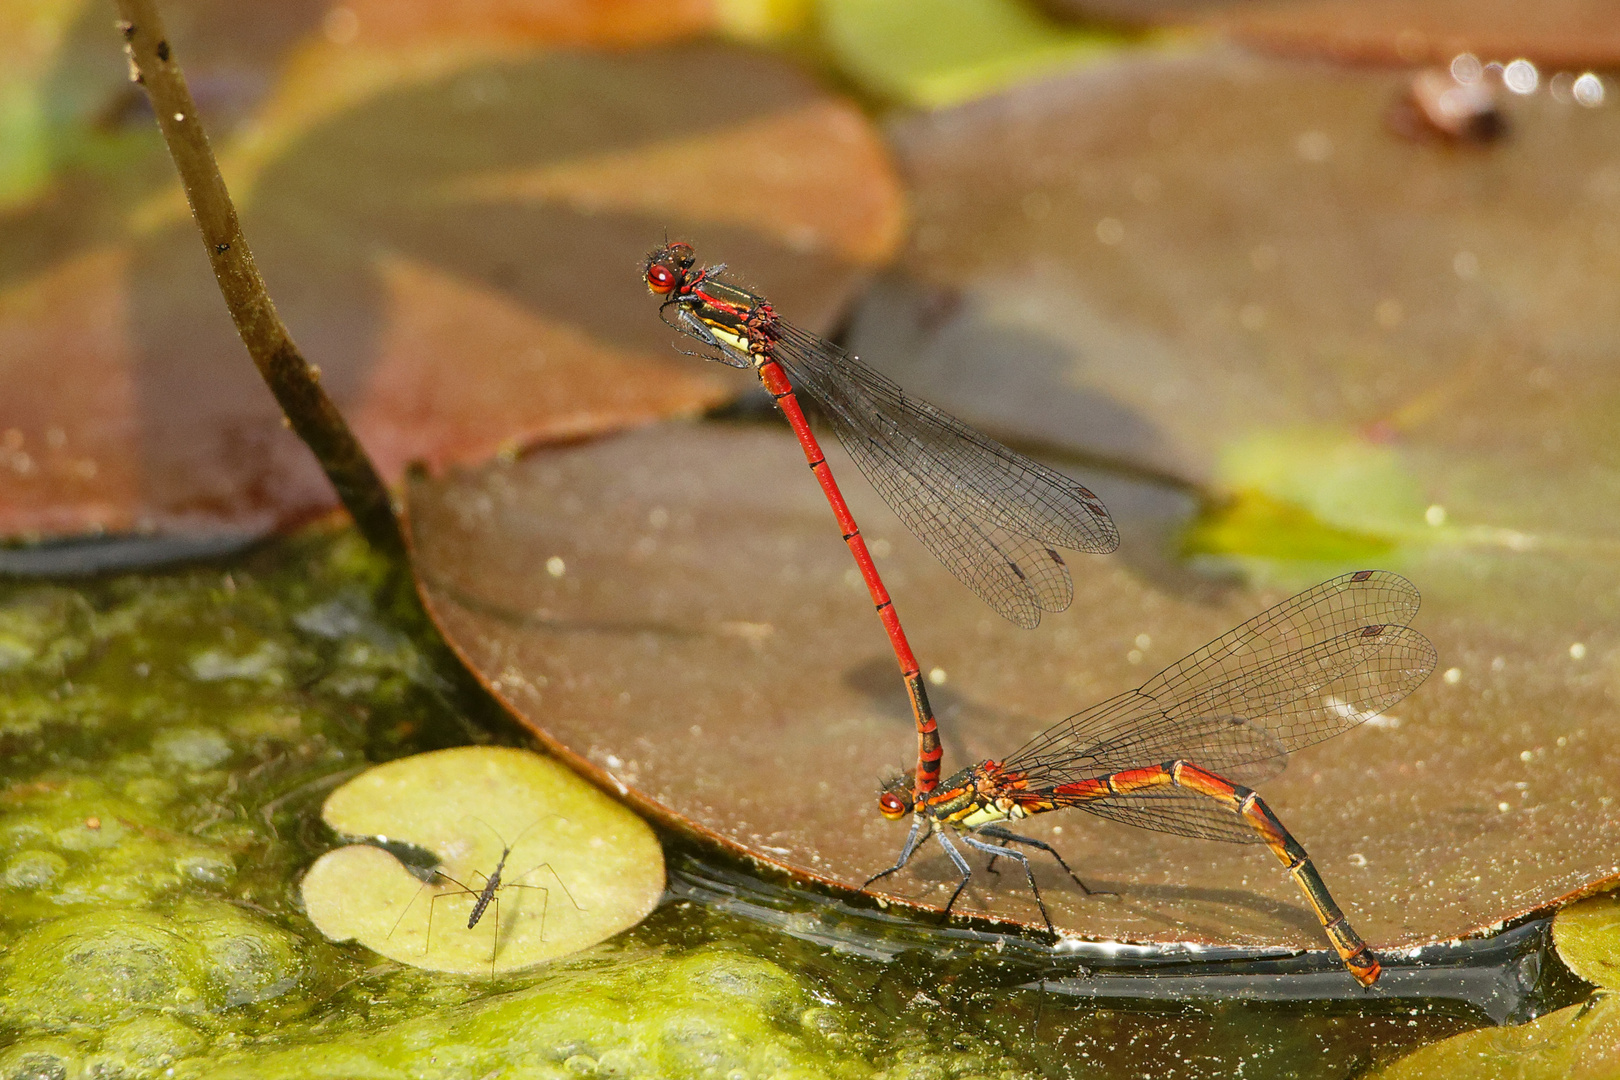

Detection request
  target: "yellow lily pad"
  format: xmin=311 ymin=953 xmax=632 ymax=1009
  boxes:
xmin=300 ymin=746 xmax=663 ymax=975
xmin=1556 ymin=891 xmax=1620 ymax=991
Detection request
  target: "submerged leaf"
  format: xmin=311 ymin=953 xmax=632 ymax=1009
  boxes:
xmin=1555 ymin=891 xmax=1620 ymax=991
xmin=1373 ymin=993 xmax=1620 ymax=1079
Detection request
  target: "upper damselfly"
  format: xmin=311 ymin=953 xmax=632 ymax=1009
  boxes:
xmin=644 ymin=242 xmax=1118 ymax=795
xmin=864 ymin=570 xmax=1436 ymax=986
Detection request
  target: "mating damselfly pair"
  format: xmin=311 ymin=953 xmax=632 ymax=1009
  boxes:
xmin=646 ymin=242 xmax=1434 ymax=986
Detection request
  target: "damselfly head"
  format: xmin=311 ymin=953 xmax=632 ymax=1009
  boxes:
xmin=876 ymin=774 xmax=913 ymax=820
xmin=644 ymin=242 xmax=696 ymax=295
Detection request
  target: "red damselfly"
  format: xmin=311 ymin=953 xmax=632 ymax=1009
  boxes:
xmin=864 ymin=570 xmax=1436 ymax=986
xmin=645 ymin=242 xmax=1118 ymax=797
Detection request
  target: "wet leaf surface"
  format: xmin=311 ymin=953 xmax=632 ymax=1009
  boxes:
xmin=0 ymin=2 xmax=902 ymax=542
xmin=1555 ymin=891 xmax=1620 ymax=991
xmin=1037 ymin=0 xmax=1278 ymax=28
xmin=407 ymin=420 xmax=1620 ymax=955
xmin=302 ymin=745 xmax=664 ymax=975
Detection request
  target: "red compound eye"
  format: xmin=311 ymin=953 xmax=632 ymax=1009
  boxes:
xmin=877 ymin=792 xmax=908 ymax=820
xmin=646 ymin=263 xmax=676 ymax=294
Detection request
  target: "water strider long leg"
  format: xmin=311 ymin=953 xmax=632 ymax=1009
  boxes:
xmin=1081 ymin=759 xmax=1381 ymax=986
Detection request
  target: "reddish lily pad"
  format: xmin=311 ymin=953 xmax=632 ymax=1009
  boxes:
xmin=1210 ymin=0 xmax=1620 ymax=70
xmin=0 ymin=6 xmax=902 ymax=542
xmin=406 ymin=420 xmax=1620 ymax=955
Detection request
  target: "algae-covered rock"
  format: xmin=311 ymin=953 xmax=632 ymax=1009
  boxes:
xmin=176 ymin=900 xmax=306 ymax=1009
xmin=1556 ymin=891 xmax=1620 ymax=990
xmin=171 ymin=946 xmax=876 ymax=1080
xmin=0 ymin=910 xmax=202 ymax=1026
xmin=92 ymin=1015 xmax=208 ymax=1077
xmin=301 ymin=746 xmax=664 ymax=975
xmin=0 ymin=900 xmax=307 ymax=1026
xmin=1373 ymin=993 xmax=1620 ymax=1080
xmin=0 ymin=1038 xmax=84 ymax=1080
xmin=0 ymin=779 xmax=238 ymax=920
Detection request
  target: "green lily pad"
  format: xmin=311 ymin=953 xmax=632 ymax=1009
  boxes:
xmin=822 ymin=0 xmax=1127 ymax=108
xmin=1373 ymin=993 xmax=1620 ymax=1079
xmin=300 ymin=746 xmax=664 ymax=975
xmin=1555 ymin=891 xmax=1620 ymax=990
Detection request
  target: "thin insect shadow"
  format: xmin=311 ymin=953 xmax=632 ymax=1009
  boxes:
xmin=897 ymin=842 xmax=1327 ymax=943
xmin=386 ymin=815 xmax=585 ymax=976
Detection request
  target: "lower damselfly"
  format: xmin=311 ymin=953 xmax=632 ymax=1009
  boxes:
xmin=644 ymin=242 xmax=1118 ymax=797
xmin=865 ymin=570 xmax=1436 ymax=986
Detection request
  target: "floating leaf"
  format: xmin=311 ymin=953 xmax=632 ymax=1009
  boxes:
xmin=1555 ymin=891 xmax=1620 ymax=991
xmin=1209 ymin=0 xmax=1620 ymax=69
xmin=301 ymin=745 xmax=664 ymax=974
xmin=821 ymin=0 xmax=1127 ymax=108
xmin=846 ymin=48 xmax=1620 ymax=619
xmin=407 ymin=420 xmax=1620 ymax=956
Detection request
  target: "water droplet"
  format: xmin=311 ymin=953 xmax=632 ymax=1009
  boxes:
xmin=1503 ymin=59 xmax=1539 ymax=95
xmin=1574 ymin=73 xmax=1606 ymax=107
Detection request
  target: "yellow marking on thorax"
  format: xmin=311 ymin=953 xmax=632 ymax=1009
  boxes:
xmin=955 ymin=801 xmax=1013 ymax=829
xmin=701 ymin=321 xmax=751 ymax=356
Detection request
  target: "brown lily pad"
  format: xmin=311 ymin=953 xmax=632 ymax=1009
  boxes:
xmin=406 ymin=420 xmax=1620 ymax=955
xmin=1209 ymin=0 xmax=1620 ymax=70
xmin=849 ymin=48 xmax=1620 ymax=629
xmin=0 ymin=5 xmax=902 ymax=542
xmin=853 ymin=47 xmax=1620 ymax=492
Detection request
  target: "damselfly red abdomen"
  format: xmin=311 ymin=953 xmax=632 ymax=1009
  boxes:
xmin=645 ymin=242 xmax=1118 ymax=796
xmin=865 ymin=570 xmax=1436 ymax=987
